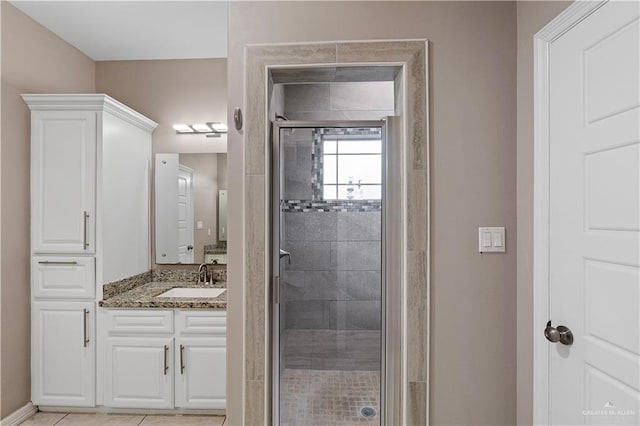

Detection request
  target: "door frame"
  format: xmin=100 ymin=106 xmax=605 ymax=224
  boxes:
xmin=239 ymin=41 xmax=429 ymax=426
xmin=270 ymin=120 xmax=388 ymax=425
xmin=533 ymin=1 xmax=608 ymax=422
xmin=178 ymin=163 xmax=195 ymax=264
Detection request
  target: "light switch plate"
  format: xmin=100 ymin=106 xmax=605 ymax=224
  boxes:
xmin=478 ymin=227 xmax=506 ymax=253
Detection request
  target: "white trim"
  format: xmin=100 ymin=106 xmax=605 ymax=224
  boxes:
xmin=21 ymin=94 xmax=158 ymax=132
xmin=532 ymin=1 xmax=608 ymax=424
xmin=423 ymin=40 xmax=431 ymax=426
xmin=0 ymin=402 xmax=37 ymax=426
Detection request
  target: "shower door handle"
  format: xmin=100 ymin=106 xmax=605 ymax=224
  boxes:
xmin=273 ymin=276 xmax=280 ymax=304
xmin=279 ymin=249 xmax=291 ymax=265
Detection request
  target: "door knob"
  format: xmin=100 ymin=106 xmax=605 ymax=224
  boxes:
xmin=187 ymin=245 xmax=193 ymax=251
xmin=544 ymin=321 xmax=573 ymax=345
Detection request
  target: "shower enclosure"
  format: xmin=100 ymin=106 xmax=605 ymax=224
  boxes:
xmin=272 ymin=121 xmax=386 ymax=426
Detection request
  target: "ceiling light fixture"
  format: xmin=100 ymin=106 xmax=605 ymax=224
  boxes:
xmin=172 ymin=122 xmax=228 ymax=137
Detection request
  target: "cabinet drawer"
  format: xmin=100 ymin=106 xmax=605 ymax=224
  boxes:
xmin=176 ymin=310 xmax=226 ymax=336
xmin=32 ymin=257 xmax=95 ymax=299
xmin=106 ymin=310 xmax=174 ymax=335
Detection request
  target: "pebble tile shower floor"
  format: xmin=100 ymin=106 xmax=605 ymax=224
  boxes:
xmin=280 ymin=369 xmax=380 ymax=426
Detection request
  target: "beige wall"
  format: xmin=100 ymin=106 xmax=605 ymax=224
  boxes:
xmin=515 ymin=2 xmax=571 ymax=425
xmin=227 ymin=2 xmax=517 ymax=425
xmin=0 ymin=2 xmax=95 ymax=417
xmin=95 ymin=59 xmax=227 ymax=268
xmin=0 ymin=1 xmax=575 ymax=421
xmin=95 ymin=59 xmax=227 ymax=155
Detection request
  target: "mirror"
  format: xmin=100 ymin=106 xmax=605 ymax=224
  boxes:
xmin=155 ymin=153 xmax=227 ymax=264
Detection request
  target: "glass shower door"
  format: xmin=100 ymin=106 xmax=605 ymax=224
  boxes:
xmin=273 ymin=122 xmax=385 ymax=426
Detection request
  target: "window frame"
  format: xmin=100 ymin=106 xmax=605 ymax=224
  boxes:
xmin=321 ymin=137 xmax=382 ymax=200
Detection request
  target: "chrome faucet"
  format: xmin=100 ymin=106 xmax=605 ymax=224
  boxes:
xmin=197 ymin=263 xmax=208 ymax=284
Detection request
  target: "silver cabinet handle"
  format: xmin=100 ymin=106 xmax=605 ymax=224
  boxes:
xmin=83 ymin=211 xmax=90 ymax=250
xmin=180 ymin=344 xmax=185 ymax=375
xmin=164 ymin=345 xmax=169 ymax=375
xmin=38 ymin=261 xmax=79 ymax=265
xmin=83 ymin=309 xmax=89 ymax=347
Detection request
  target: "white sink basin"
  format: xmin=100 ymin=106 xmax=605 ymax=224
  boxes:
xmin=157 ymin=288 xmax=226 ymax=298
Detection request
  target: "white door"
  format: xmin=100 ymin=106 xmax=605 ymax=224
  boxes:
xmin=32 ymin=301 xmax=95 ymax=406
xmin=105 ymin=337 xmax=174 ymax=408
xmin=175 ymin=336 xmax=226 ymax=409
xmin=31 ymin=111 xmax=96 ymax=254
xmin=178 ymin=165 xmax=194 ymax=263
xmin=547 ymin=1 xmax=639 ymax=424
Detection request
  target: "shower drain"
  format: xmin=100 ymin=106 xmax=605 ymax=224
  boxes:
xmin=360 ymin=406 xmax=377 ymax=418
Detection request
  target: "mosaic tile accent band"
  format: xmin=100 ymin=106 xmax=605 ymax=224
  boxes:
xmin=311 ymin=129 xmax=323 ymax=201
xmin=282 ymin=199 xmax=382 ymax=212
xmin=321 ymin=127 xmax=382 ymax=137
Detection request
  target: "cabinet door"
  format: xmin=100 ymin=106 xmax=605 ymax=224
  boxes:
xmin=105 ymin=337 xmax=173 ymax=408
xmin=32 ymin=301 xmax=95 ymax=406
xmin=175 ymin=336 xmax=226 ymax=409
xmin=32 ymin=111 xmax=96 ymax=254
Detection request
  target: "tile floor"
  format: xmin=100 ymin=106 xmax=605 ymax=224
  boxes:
xmin=279 ymin=368 xmax=380 ymax=426
xmin=20 ymin=412 xmax=225 ymax=426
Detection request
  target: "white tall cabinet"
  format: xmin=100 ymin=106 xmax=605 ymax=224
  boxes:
xmin=24 ymin=94 xmax=157 ymax=407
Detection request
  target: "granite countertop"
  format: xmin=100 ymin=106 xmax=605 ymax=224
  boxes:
xmin=99 ymin=281 xmax=227 ymax=309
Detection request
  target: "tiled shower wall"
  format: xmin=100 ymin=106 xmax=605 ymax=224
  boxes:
xmin=282 ymin=210 xmax=381 ymax=330
xmin=282 ymin=81 xmax=395 ymax=121
xmin=280 ymin=128 xmax=382 ymax=331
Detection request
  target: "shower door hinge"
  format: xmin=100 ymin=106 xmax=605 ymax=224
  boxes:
xmin=273 ymin=275 xmax=280 ymax=305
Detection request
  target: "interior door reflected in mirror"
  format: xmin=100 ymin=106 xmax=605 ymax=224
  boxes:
xmin=155 ymin=153 xmax=227 ymax=264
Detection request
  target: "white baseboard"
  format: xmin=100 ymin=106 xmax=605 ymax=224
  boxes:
xmin=0 ymin=402 xmax=37 ymax=426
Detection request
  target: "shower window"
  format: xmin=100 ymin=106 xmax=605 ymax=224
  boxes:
xmin=322 ymin=138 xmax=382 ymax=200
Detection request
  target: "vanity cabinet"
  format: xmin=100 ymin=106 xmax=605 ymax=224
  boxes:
xmin=24 ymin=94 xmax=157 ymax=409
xmin=103 ymin=309 xmax=226 ymax=410
xmin=32 ymin=301 xmax=95 ymax=407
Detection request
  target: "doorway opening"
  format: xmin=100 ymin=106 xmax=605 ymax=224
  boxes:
xmin=272 ymin=121 xmax=386 ymax=426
